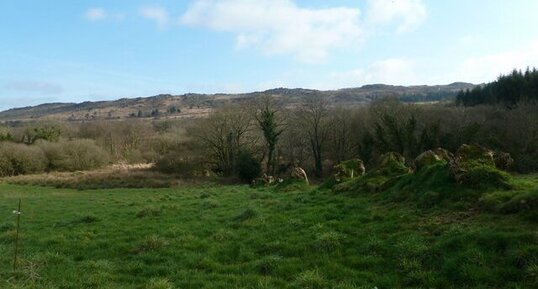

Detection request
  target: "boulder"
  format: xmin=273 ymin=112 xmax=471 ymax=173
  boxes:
xmin=334 ymin=159 xmax=365 ymax=182
xmin=454 ymin=144 xmax=495 ymax=166
xmin=414 ymin=150 xmax=442 ymax=170
xmin=251 ymin=173 xmax=276 ymax=186
xmin=433 ymin=147 xmax=454 ymax=162
xmin=378 ymin=152 xmax=410 ymax=175
xmin=449 ymin=144 xmax=511 ymax=189
xmin=291 ymin=166 xmax=309 ymax=185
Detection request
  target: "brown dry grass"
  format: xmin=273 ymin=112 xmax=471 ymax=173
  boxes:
xmin=1 ymin=164 xmax=208 ymax=190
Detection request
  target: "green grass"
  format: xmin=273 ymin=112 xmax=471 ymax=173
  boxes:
xmin=0 ymin=177 xmax=537 ymax=288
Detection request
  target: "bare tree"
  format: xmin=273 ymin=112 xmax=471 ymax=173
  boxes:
xmin=297 ymin=95 xmax=330 ymax=177
xmin=195 ymin=105 xmax=254 ymax=175
xmin=327 ymin=107 xmax=358 ymax=163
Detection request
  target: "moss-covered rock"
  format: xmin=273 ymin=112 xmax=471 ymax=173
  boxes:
xmin=334 ymin=152 xmax=410 ymax=193
xmin=414 ymin=150 xmax=443 ymax=171
xmin=333 ymin=159 xmax=365 ymax=183
xmin=433 ymin=147 xmax=454 ymax=162
xmin=454 ymin=144 xmax=495 ymax=166
xmin=378 ymin=152 xmax=410 ymax=176
xmin=449 ymin=144 xmax=512 ymax=190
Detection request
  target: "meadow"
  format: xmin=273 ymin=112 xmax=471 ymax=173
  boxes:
xmin=1 ymin=174 xmax=537 ymax=289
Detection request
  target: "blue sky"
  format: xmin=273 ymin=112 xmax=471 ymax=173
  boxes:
xmin=1 ymin=0 xmax=538 ymax=110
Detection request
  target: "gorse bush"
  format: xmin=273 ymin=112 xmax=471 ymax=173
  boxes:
xmin=0 ymin=142 xmax=48 ymax=176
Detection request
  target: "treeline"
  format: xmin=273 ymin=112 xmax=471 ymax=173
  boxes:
xmin=457 ymin=68 xmax=538 ymax=106
xmin=193 ymin=98 xmax=538 ymax=181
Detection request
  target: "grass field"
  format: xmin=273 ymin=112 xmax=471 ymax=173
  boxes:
xmin=0 ymin=178 xmax=537 ymax=289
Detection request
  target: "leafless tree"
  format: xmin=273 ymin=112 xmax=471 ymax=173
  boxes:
xmin=297 ymin=95 xmax=330 ymax=177
xmin=195 ymin=105 xmax=254 ymax=175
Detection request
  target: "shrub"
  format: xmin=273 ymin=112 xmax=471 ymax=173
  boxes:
xmin=60 ymin=139 xmax=109 ymax=171
xmin=37 ymin=139 xmax=109 ymax=171
xmin=155 ymin=153 xmax=202 ymax=177
xmin=235 ymin=150 xmax=261 ymax=183
xmin=0 ymin=142 xmax=47 ymax=176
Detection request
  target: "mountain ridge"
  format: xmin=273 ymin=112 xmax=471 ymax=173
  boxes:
xmin=0 ymin=82 xmax=475 ymax=122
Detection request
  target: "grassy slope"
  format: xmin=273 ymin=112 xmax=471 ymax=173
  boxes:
xmin=0 ymin=180 xmax=537 ymax=289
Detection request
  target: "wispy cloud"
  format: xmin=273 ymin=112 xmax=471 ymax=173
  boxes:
xmin=84 ymin=8 xmax=107 ymax=21
xmin=83 ymin=7 xmax=125 ymax=22
xmin=180 ymin=0 xmax=363 ymax=63
xmin=140 ymin=6 xmax=170 ymax=28
xmin=366 ymin=0 xmax=427 ymax=33
xmin=3 ymin=81 xmax=64 ymax=94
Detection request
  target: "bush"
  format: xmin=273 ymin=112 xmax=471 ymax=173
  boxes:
xmin=37 ymin=139 xmax=110 ymax=171
xmin=235 ymin=150 xmax=261 ymax=183
xmin=0 ymin=142 xmax=47 ymax=176
xmin=155 ymin=153 xmax=202 ymax=177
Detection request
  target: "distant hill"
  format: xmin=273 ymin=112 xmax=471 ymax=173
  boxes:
xmin=0 ymin=82 xmax=475 ymax=122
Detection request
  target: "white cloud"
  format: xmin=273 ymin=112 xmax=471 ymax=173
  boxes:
xmin=140 ymin=6 xmax=170 ymax=28
xmin=84 ymin=8 xmax=106 ymax=21
xmin=453 ymin=41 xmax=538 ymax=83
xmin=329 ymin=58 xmax=417 ymax=88
xmin=366 ymin=0 xmax=426 ymax=33
xmin=180 ymin=0 xmax=363 ymax=63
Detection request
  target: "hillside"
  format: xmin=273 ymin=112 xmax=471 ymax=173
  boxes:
xmin=0 ymin=82 xmax=474 ymax=122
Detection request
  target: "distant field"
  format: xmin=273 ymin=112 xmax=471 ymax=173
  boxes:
xmin=0 ymin=181 xmax=537 ymax=289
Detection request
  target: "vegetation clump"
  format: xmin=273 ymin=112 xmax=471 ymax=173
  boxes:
xmin=449 ymin=144 xmax=512 ymax=190
xmin=235 ymin=150 xmax=262 ymax=183
xmin=335 ymin=152 xmax=410 ymax=193
xmin=0 ymin=142 xmax=48 ymax=176
xmin=333 ymin=158 xmax=365 ymax=183
xmin=37 ymin=139 xmax=110 ymax=172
